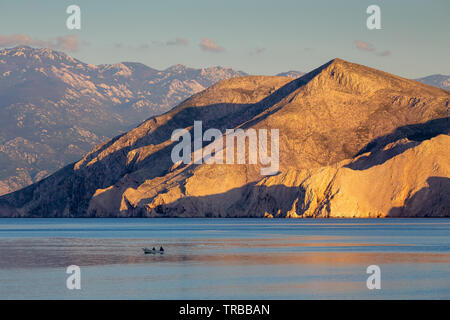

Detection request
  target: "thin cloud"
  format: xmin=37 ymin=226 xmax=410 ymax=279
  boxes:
xmin=378 ymin=50 xmax=391 ymax=57
xmin=166 ymin=38 xmax=189 ymax=46
xmin=200 ymin=38 xmax=224 ymax=53
xmin=354 ymin=40 xmax=390 ymax=57
xmin=0 ymin=34 xmax=79 ymax=52
xmin=113 ymin=43 xmax=152 ymax=50
xmin=250 ymin=47 xmax=266 ymax=55
xmin=354 ymin=40 xmax=375 ymax=52
xmin=113 ymin=39 xmax=186 ymax=50
xmin=55 ymin=35 xmax=78 ymax=52
xmin=138 ymin=43 xmax=150 ymax=49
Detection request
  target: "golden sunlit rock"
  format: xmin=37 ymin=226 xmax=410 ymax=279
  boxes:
xmin=1 ymin=59 xmax=448 ymax=217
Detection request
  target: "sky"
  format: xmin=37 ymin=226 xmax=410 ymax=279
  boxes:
xmin=0 ymin=0 xmax=449 ymax=78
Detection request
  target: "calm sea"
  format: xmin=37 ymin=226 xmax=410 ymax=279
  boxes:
xmin=0 ymin=218 xmax=449 ymax=299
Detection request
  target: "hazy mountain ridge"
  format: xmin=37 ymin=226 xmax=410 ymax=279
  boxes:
xmin=275 ymin=71 xmax=305 ymax=78
xmin=0 ymin=46 xmax=246 ymax=195
xmin=415 ymin=74 xmax=450 ymax=90
xmin=1 ymin=58 xmax=448 ymax=217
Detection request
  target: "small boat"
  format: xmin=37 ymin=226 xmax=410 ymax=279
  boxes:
xmin=142 ymin=247 xmax=164 ymax=254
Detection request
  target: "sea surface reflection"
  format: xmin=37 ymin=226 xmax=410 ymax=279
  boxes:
xmin=0 ymin=218 xmax=449 ymax=299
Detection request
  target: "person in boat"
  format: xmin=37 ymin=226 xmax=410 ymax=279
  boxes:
xmin=152 ymin=247 xmax=156 ymax=251
xmin=159 ymin=246 xmax=164 ymax=252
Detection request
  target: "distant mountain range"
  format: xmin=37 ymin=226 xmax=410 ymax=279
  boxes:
xmin=276 ymin=71 xmax=305 ymax=78
xmin=415 ymin=74 xmax=450 ymax=90
xmin=0 ymin=46 xmax=448 ymax=196
xmin=0 ymin=46 xmax=247 ymax=195
xmin=1 ymin=58 xmax=448 ymax=217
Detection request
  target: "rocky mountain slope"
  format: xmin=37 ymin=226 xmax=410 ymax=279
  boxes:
xmin=0 ymin=46 xmax=246 ymax=195
xmin=415 ymin=74 xmax=450 ymax=90
xmin=1 ymin=58 xmax=448 ymax=217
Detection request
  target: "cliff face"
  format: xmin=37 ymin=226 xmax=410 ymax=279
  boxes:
xmin=0 ymin=59 xmax=448 ymax=217
xmin=250 ymin=134 xmax=449 ymax=218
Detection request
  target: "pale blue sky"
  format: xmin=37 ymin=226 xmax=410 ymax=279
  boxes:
xmin=0 ymin=0 xmax=449 ymax=78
